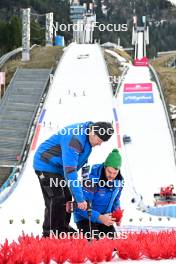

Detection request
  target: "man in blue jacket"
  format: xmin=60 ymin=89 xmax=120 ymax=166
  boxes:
xmin=74 ymin=149 xmax=124 ymax=239
xmin=33 ymin=121 xmax=114 ymax=237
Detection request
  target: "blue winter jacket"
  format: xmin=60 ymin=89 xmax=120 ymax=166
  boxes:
xmin=33 ymin=122 xmax=93 ymax=202
xmin=74 ymin=163 xmax=124 ymax=224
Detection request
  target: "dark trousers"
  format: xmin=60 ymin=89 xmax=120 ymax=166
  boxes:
xmin=35 ymin=170 xmax=72 ymax=237
xmin=76 ymin=220 xmax=116 ymax=240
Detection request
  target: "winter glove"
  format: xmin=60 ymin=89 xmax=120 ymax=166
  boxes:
xmin=112 ymin=208 xmax=124 ymax=226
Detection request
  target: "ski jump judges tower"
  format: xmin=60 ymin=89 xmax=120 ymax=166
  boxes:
xmin=70 ymin=0 xmax=96 ymax=44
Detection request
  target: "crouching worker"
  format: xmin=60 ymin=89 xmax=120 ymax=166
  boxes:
xmin=33 ymin=121 xmax=114 ymax=237
xmin=74 ymin=149 xmax=124 ymax=240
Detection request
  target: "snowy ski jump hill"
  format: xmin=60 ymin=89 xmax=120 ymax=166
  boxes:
xmin=0 ymin=43 xmax=119 ymax=242
xmin=115 ymin=64 xmax=176 ymax=227
xmin=0 ymin=42 xmax=176 ymax=262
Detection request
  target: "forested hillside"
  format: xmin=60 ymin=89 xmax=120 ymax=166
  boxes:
xmin=0 ymin=0 xmax=176 ymax=57
xmin=96 ymin=0 xmax=176 ymax=57
xmin=0 ymin=0 xmax=71 ymax=56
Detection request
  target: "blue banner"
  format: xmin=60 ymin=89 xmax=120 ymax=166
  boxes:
xmin=123 ymin=93 xmax=154 ymax=104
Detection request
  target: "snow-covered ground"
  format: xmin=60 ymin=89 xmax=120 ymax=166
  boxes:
xmin=137 ymin=32 xmax=144 ymax=59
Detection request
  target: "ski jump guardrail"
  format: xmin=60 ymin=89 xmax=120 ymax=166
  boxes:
xmin=149 ymin=64 xmax=176 ymax=163
xmin=114 ymin=66 xmax=129 ymax=97
xmin=0 ymin=48 xmax=22 ymax=69
xmin=0 ymin=167 xmax=20 ymax=203
xmin=157 ymin=50 xmax=176 ymax=56
xmin=0 ymin=45 xmax=38 ymax=69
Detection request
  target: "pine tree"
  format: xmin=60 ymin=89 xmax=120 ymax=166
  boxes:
xmin=9 ymin=16 xmax=22 ymax=49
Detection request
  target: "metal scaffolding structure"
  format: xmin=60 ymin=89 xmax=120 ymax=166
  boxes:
xmin=45 ymin=13 xmax=54 ymax=46
xmin=22 ymin=8 xmax=31 ymax=61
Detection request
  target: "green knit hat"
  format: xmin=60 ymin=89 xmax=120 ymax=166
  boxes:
xmin=104 ymin=149 xmax=122 ymax=169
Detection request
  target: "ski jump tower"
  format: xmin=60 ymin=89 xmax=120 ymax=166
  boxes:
xmin=132 ymin=16 xmax=149 ymax=60
xmin=70 ymin=0 xmax=96 ymax=44
xmin=82 ymin=2 xmax=96 ymax=44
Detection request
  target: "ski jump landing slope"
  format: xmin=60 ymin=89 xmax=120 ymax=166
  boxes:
xmin=137 ymin=32 xmax=144 ymax=59
xmin=0 ymin=43 xmax=118 ymax=243
xmin=116 ymin=64 xmax=176 ymax=226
